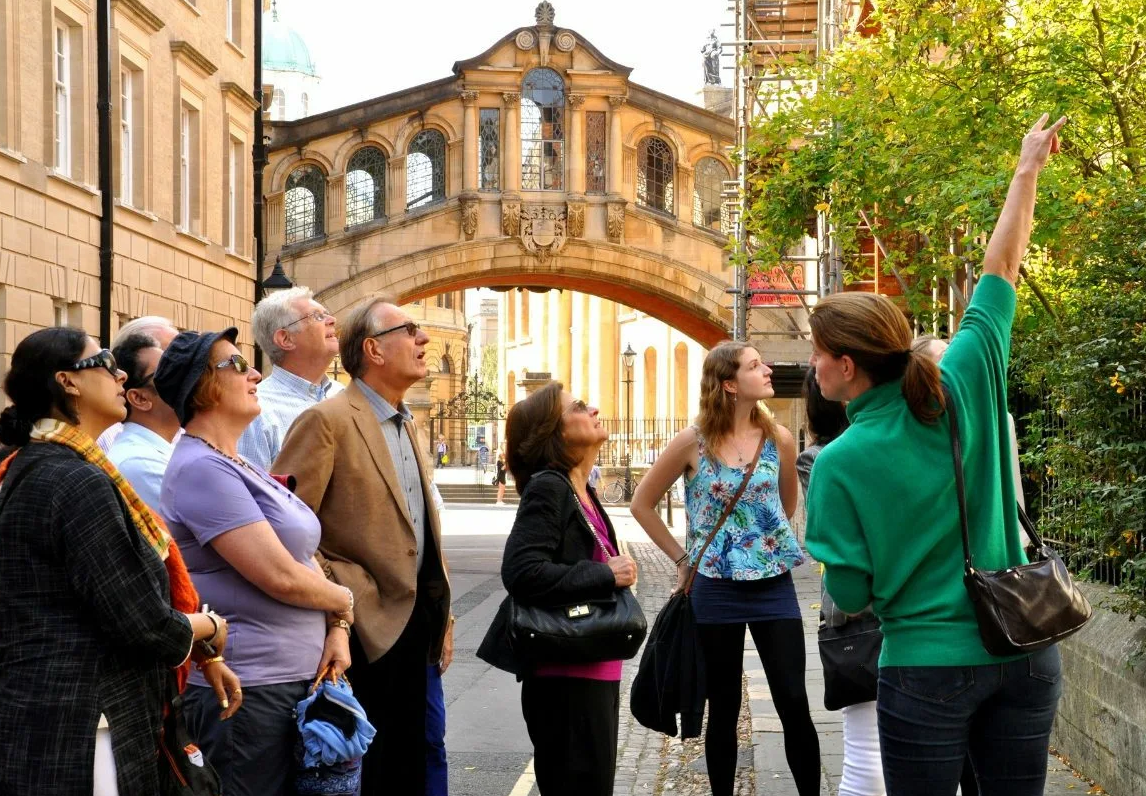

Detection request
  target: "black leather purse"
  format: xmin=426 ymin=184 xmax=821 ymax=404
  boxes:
xmin=509 ymin=473 xmax=648 ymax=664
xmin=943 ymin=386 xmax=1092 ymax=656
xmin=818 ymin=595 xmax=882 ymax=711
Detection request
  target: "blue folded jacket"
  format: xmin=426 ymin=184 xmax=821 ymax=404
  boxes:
xmin=296 ymin=678 xmax=377 ymax=768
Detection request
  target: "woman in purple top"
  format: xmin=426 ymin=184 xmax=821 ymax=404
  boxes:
xmin=477 ymin=382 xmax=639 ymax=796
xmin=154 ymin=328 xmax=356 ymax=796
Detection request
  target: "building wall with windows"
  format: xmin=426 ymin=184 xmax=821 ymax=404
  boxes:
xmin=0 ymin=0 xmax=258 ymax=369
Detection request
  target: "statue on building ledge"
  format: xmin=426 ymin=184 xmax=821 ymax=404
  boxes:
xmin=702 ymin=30 xmax=721 ymax=86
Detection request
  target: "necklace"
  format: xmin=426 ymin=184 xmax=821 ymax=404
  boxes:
xmin=186 ymin=434 xmax=253 ymax=472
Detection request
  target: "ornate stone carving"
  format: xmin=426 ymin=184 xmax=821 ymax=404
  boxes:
xmin=567 ymin=93 xmax=586 ymax=108
xmin=502 ymin=92 xmax=521 ymax=107
xmin=608 ymin=95 xmax=627 ymax=109
xmin=554 ymin=30 xmax=576 ymax=52
xmin=460 ymin=194 xmax=479 ymax=239
xmin=606 ymin=200 xmax=626 ymax=243
xmin=460 ymin=90 xmax=479 ymax=106
xmin=501 ymin=198 xmax=522 ymax=237
xmin=515 ymin=30 xmax=537 ymax=51
xmin=535 ymin=1 xmax=556 ymax=26
xmin=519 ymin=206 xmax=568 ymax=265
xmin=565 ymin=199 xmax=585 ymax=238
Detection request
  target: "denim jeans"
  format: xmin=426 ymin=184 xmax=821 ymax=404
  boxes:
xmin=877 ymin=644 xmax=1062 ymax=796
xmin=426 ymin=664 xmax=448 ymax=795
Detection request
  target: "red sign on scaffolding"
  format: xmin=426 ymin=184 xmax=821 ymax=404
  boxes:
xmin=748 ymin=265 xmax=806 ymax=307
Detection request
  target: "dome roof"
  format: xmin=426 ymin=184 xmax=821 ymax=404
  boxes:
xmin=262 ymin=9 xmax=318 ymax=77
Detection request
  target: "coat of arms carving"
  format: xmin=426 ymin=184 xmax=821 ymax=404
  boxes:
xmin=519 ymin=206 xmax=568 ymax=264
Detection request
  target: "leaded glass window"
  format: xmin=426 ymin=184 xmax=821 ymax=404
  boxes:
xmin=346 ymin=146 xmax=386 ymax=227
xmin=585 ymin=111 xmax=606 ymax=194
xmin=479 ymin=109 xmax=500 ymax=191
xmin=693 ymin=157 xmax=730 ymax=232
xmin=521 ymin=68 xmax=564 ymax=191
xmin=637 ymin=137 xmax=674 ymax=214
xmin=406 ymin=129 xmax=446 ymax=210
xmin=285 ymin=164 xmax=325 ymax=245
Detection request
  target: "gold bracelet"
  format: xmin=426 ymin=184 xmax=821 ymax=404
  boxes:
xmin=196 ymin=655 xmax=225 ymax=672
xmin=327 ymin=619 xmax=351 ymax=636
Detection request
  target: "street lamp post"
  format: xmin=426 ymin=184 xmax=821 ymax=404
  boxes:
xmin=622 ymin=344 xmax=637 ymax=502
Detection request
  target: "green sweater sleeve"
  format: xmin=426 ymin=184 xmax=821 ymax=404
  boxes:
xmin=804 ymin=448 xmax=874 ymax=614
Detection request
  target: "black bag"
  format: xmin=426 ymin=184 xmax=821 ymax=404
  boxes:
xmin=818 ymin=612 xmax=882 ymax=711
xmin=630 ymin=434 xmax=767 ymax=738
xmin=943 ymin=386 xmax=1092 ymax=656
xmin=158 ymin=680 xmax=222 ymax=796
xmin=508 ymin=473 xmax=647 ymax=664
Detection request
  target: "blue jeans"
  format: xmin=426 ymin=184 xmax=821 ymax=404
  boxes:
xmin=426 ymin=664 xmax=448 ymax=795
xmin=877 ymin=644 xmax=1062 ymax=796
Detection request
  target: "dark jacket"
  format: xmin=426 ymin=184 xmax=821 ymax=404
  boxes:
xmin=477 ymin=469 xmax=618 ymax=677
xmin=0 ymin=443 xmax=194 ymax=795
xmin=629 ymin=591 xmax=705 ymax=738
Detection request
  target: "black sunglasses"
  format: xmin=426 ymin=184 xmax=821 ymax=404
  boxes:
xmin=126 ymin=370 xmax=157 ymax=392
xmin=72 ymin=349 xmax=119 ymax=378
xmin=564 ymin=399 xmax=589 ymax=415
xmin=371 ymin=321 xmax=420 ymax=339
xmin=214 ymin=353 xmax=251 ymax=374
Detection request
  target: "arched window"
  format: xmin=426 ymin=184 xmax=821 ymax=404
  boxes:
xmin=284 ymin=164 xmax=325 ymax=244
xmin=693 ymin=157 xmax=729 ymax=232
xmin=345 ymin=146 xmax=386 ymax=227
xmin=406 ymin=129 xmax=445 ymax=209
xmin=440 ymin=354 xmax=452 ymax=375
xmin=521 ymin=68 xmax=564 ymax=191
xmin=636 ymin=136 xmax=674 ymax=214
xmin=300 ymin=92 xmax=309 ymax=116
xmin=272 ymin=88 xmax=286 ymax=120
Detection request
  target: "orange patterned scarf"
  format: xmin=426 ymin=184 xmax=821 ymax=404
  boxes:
xmin=0 ymin=419 xmax=200 ymax=688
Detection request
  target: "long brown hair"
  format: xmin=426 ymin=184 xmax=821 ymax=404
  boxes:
xmin=505 ymin=381 xmax=577 ymax=495
xmin=808 ymin=293 xmax=944 ymax=424
xmin=696 ymin=341 xmax=777 ymax=452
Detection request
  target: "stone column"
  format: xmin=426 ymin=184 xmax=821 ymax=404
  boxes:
xmin=502 ymin=93 xmax=520 ymax=194
xmin=460 ymin=90 xmax=479 ymax=193
xmin=607 ymin=95 xmax=626 ymax=196
xmin=557 ymin=290 xmax=573 ymax=388
xmin=539 ymin=291 xmax=550 ymax=372
xmin=327 ymin=174 xmax=346 ymax=232
xmin=265 ymin=191 xmax=285 ymax=251
xmin=598 ymin=299 xmax=618 ymax=418
xmin=567 ymin=94 xmax=586 ymax=194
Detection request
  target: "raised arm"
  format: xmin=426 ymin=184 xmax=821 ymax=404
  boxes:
xmin=981 ymin=114 xmax=1067 ymax=286
xmin=630 ymin=427 xmax=699 ymax=564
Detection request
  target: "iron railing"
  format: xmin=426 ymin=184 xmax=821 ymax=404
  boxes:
xmin=593 ymin=417 xmax=692 ymax=469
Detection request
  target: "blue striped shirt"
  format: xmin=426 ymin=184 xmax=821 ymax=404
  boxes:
xmin=238 ymin=366 xmax=342 ymax=471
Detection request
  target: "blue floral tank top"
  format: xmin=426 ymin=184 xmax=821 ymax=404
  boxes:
xmin=684 ymin=428 xmax=805 ymax=580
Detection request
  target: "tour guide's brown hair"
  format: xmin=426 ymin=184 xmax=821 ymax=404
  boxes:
xmin=809 ymin=293 xmax=945 ymax=424
xmin=697 ymin=341 xmax=777 ymax=453
xmin=505 ymin=381 xmax=578 ymax=496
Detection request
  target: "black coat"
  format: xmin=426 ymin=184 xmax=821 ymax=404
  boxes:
xmin=629 ymin=591 xmax=706 ymax=738
xmin=0 ymin=443 xmax=194 ymax=795
xmin=477 ymin=470 xmax=618 ymax=677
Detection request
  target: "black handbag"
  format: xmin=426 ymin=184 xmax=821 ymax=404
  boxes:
xmin=818 ymin=609 xmax=882 ymax=711
xmin=508 ymin=473 xmax=648 ymax=664
xmin=943 ymin=386 xmax=1092 ymax=656
xmin=158 ymin=679 xmax=222 ymax=796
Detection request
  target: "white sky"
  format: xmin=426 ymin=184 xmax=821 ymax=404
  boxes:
xmin=274 ymin=0 xmax=729 ymax=114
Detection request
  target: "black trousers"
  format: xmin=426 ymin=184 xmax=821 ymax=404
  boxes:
xmin=520 ymin=677 xmax=620 ymax=796
xmin=697 ymin=619 xmax=821 ymax=796
xmin=349 ymin=595 xmax=434 ymax=796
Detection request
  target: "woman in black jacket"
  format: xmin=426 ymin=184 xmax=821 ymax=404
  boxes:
xmin=0 ymin=328 xmax=229 ymax=796
xmin=478 ymin=381 xmax=638 ymax=796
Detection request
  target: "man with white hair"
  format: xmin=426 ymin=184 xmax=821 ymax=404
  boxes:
xmin=96 ymin=316 xmax=180 ymax=451
xmin=237 ymin=286 xmax=341 ymax=470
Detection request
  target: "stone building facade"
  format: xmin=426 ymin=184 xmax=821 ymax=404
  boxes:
xmin=0 ymin=0 xmax=259 ymax=368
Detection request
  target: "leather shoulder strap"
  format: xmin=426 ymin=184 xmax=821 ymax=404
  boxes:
xmin=684 ymin=432 xmax=768 ymax=594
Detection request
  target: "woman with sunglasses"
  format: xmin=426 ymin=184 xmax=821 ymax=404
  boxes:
xmin=155 ymin=329 xmax=355 ymax=796
xmin=478 ymin=382 xmax=639 ymax=796
xmin=0 ymin=327 xmax=229 ymax=796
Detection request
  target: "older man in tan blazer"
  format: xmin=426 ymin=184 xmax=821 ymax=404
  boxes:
xmin=274 ymin=296 xmax=452 ymax=794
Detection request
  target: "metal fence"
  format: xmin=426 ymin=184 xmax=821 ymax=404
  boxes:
xmin=594 ymin=418 xmax=692 ymax=469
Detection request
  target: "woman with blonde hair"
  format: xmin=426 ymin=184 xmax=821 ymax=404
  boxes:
xmin=631 ymin=341 xmax=820 ymax=796
xmin=803 ymin=116 xmax=1067 ymax=796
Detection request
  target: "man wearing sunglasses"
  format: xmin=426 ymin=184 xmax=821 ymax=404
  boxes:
xmin=106 ymin=334 xmax=183 ymax=513
xmin=97 ymin=316 xmax=180 ymax=453
xmin=238 ymin=287 xmax=342 ymax=471
xmin=274 ymin=297 xmax=453 ymax=795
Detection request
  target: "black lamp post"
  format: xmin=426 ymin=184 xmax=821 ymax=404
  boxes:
xmin=262 ymin=255 xmax=294 ymax=294
xmin=622 ymin=343 xmax=637 ymax=501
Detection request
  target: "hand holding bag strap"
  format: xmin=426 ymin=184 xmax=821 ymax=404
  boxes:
xmin=683 ymin=432 xmax=769 ymax=595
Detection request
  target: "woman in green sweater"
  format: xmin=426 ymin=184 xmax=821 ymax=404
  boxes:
xmin=803 ymin=115 xmax=1067 ymax=796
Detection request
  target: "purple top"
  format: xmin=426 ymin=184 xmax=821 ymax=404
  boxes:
xmin=160 ymin=435 xmax=326 ymax=688
xmin=535 ymin=497 xmax=623 ymax=682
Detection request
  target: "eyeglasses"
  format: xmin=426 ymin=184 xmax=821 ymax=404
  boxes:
xmin=564 ymin=399 xmax=589 ymax=415
xmin=126 ymin=371 xmax=156 ymax=391
xmin=72 ymin=349 xmax=119 ymax=378
xmin=214 ymin=353 xmax=251 ymax=374
xmin=371 ymin=321 xmax=420 ymax=339
xmin=281 ymin=310 xmax=332 ymax=331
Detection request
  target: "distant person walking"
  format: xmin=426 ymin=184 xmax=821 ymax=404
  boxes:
xmin=436 ymin=434 xmax=449 ymax=468
xmin=494 ymin=449 xmax=508 ymax=505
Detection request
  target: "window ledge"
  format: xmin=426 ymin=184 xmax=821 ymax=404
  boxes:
xmin=225 ymin=249 xmax=253 ymax=265
xmin=225 ymin=39 xmax=245 ymax=59
xmin=344 ymin=216 xmax=388 ymax=234
xmin=114 ymin=200 xmax=158 ymax=223
xmin=632 ymin=203 xmax=678 ymax=224
xmin=404 ymin=199 xmax=447 ymax=218
xmin=178 ymin=0 xmax=201 ymax=16
xmin=0 ymin=147 xmax=27 ymax=164
xmin=283 ymin=234 xmax=329 ymax=254
xmin=176 ymin=227 xmax=210 ymax=246
xmin=47 ymin=169 xmax=100 ymax=196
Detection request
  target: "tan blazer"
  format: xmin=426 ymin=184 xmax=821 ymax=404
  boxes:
xmin=273 ymin=380 xmax=450 ymax=664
